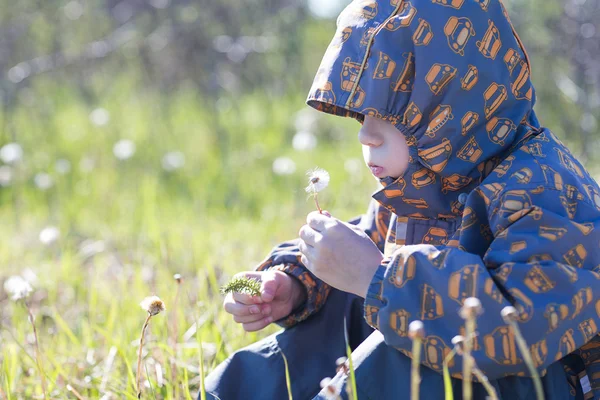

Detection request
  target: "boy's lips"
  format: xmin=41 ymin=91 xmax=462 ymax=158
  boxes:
xmin=369 ymin=164 xmax=384 ymax=177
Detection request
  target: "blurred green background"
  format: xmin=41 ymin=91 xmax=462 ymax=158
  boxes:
xmin=0 ymin=0 xmax=598 ymax=398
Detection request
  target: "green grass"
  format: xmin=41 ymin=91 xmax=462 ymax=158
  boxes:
xmin=0 ymin=77 xmax=377 ymax=398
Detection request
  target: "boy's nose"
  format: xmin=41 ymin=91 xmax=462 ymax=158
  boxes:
xmin=358 ymin=126 xmax=382 ymax=147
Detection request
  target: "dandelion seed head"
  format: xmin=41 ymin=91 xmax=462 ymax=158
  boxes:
xmin=292 ymin=130 xmax=317 ymax=151
xmin=0 ymin=165 xmax=13 ymax=186
xmin=55 ymin=159 xmax=72 ymax=174
xmin=21 ymin=268 xmax=38 ymax=286
xmin=161 ymin=151 xmax=185 ymax=171
xmin=39 ymin=226 xmax=60 ymax=245
xmin=113 ymin=140 xmax=136 ymax=160
xmin=460 ymin=297 xmax=483 ymax=319
xmin=4 ymin=275 xmax=33 ymax=301
xmin=501 ymin=306 xmax=518 ymax=323
xmin=89 ymin=108 xmax=110 ymax=127
xmin=408 ymin=320 xmax=425 ymax=339
xmin=140 ymin=295 xmax=165 ymax=316
xmin=79 ymin=157 xmax=95 ymax=173
xmin=0 ymin=143 xmax=23 ymax=164
xmin=64 ymin=1 xmax=84 ymax=20
xmin=272 ymin=157 xmax=296 ymax=176
xmin=173 ymin=273 xmax=182 ymax=283
xmin=34 ymin=173 xmax=54 ymax=190
xmin=451 ymin=335 xmax=465 ymax=354
xmin=305 ymin=167 xmax=330 ymax=194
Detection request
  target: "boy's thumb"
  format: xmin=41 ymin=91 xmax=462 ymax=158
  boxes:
xmin=260 ymin=276 xmax=277 ymax=303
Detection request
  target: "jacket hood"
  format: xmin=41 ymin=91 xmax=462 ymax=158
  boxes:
xmin=306 ymin=0 xmax=540 ymax=219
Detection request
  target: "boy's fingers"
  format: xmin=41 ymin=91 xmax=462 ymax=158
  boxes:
xmin=233 ymin=313 xmax=267 ymax=324
xmin=298 ymin=225 xmax=321 ymax=246
xmin=224 ymin=300 xmax=263 ymax=317
xmin=242 ymin=316 xmax=273 ymax=332
xmin=231 ymin=291 xmax=259 ymax=305
xmin=306 ymin=211 xmax=331 ymax=232
xmin=298 ymin=240 xmax=316 ymax=263
xmin=260 ymin=276 xmax=279 ymax=303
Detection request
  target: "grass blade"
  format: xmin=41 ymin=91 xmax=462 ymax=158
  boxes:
xmin=280 ymin=347 xmax=293 ymax=400
xmin=343 ymin=317 xmax=358 ymax=400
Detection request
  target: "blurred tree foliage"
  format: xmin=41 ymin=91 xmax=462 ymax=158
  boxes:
xmin=0 ymin=0 xmax=598 ymax=165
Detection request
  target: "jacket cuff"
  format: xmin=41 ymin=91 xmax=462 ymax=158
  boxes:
xmin=271 ymin=263 xmax=331 ymax=328
xmin=364 ymin=260 xmax=390 ymax=330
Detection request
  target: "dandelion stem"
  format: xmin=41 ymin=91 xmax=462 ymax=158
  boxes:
xmin=314 ymin=193 xmax=322 ymax=214
xmin=472 ymin=364 xmax=498 ymax=400
xmin=26 ymin=304 xmax=47 ymax=400
xmin=66 ymin=384 xmax=85 ymax=400
xmin=411 ymin=337 xmax=422 ymax=400
xmin=443 ymin=348 xmax=457 ymax=400
xmin=408 ymin=321 xmax=425 ymax=400
xmin=137 ymin=313 xmax=153 ymax=399
xmin=501 ymin=306 xmax=544 ymax=400
xmin=463 ymin=316 xmax=475 ymax=400
xmin=170 ymin=276 xmax=182 ymax=399
xmin=506 ymin=319 xmax=544 ymax=400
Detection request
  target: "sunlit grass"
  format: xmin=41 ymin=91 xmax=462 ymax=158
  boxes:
xmin=0 ymin=80 xmax=376 ymax=397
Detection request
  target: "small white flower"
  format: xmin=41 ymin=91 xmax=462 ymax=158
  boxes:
xmin=79 ymin=157 xmax=95 ymax=173
xmin=21 ymin=268 xmax=38 ymax=286
xmin=272 ymin=157 xmax=296 ymax=176
xmin=0 ymin=165 xmax=13 ymax=186
xmin=55 ymin=159 xmax=72 ymax=174
xmin=161 ymin=151 xmax=185 ymax=171
xmin=34 ymin=173 xmax=54 ymax=190
xmin=305 ymin=168 xmax=330 ymax=194
xmin=344 ymin=158 xmax=362 ymax=175
xmin=39 ymin=226 xmax=60 ymax=245
xmin=0 ymin=143 xmax=23 ymax=164
xmin=113 ymin=140 xmax=136 ymax=160
xmin=294 ymin=107 xmax=319 ymax=132
xmin=64 ymin=1 xmax=84 ymax=20
xmin=4 ymin=275 xmax=33 ymax=301
xmin=140 ymin=296 xmax=165 ymax=316
xmin=292 ymin=131 xmax=317 ymax=151
xmin=89 ymin=108 xmax=110 ymax=127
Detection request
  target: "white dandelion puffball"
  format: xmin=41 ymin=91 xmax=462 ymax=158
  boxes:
xmin=113 ymin=140 xmax=136 ymax=160
xmin=89 ymin=108 xmax=110 ymax=127
xmin=55 ymin=159 xmax=72 ymax=174
xmin=161 ymin=151 xmax=185 ymax=171
xmin=0 ymin=166 xmax=13 ymax=186
xmin=294 ymin=108 xmax=319 ymax=132
xmin=272 ymin=157 xmax=296 ymax=176
xmin=305 ymin=168 xmax=330 ymax=194
xmin=79 ymin=157 xmax=95 ymax=173
xmin=39 ymin=226 xmax=60 ymax=245
xmin=292 ymin=131 xmax=317 ymax=151
xmin=0 ymin=143 xmax=23 ymax=164
xmin=4 ymin=275 xmax=33 ymax=301
xmin=34 ymin=173 xmax=54 ymax=190
xmin=140 ymin=295 xmax=165 ymax=316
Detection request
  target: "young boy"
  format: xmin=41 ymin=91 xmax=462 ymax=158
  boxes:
xmin=206 ymin=1 xmax=600 ymax=398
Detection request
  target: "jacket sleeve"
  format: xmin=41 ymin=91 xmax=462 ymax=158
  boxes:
xmin=364 ymin=186 xmax=600 ymax=379
xmin=257 ymin=199 xmax=391 ymax=327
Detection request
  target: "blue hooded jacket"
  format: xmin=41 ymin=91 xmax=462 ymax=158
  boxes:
xmin=258 ymin=0 xmax=600 ymax=395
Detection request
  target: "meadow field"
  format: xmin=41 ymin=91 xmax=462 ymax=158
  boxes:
xmin=0 ymin=77 xmax=378 ymax=398
xmin=0 ymin=0 xmax=597 ymax=398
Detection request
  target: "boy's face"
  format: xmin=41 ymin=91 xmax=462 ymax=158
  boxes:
xmin=358 ymin=116 xmax=409 ymax=180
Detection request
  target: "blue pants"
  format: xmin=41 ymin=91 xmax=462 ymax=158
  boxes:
xmin=204 ymin=289 xmax=580 ymax=400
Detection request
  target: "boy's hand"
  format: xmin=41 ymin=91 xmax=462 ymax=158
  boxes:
xmin=222 ymin=270 xmax=307 ymax=332
xmin=298 ymin=211 xmax=383 ymax=298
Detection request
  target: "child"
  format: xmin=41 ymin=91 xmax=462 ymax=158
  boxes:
xmin=205 ymin=1 xmax=600 ymax=398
